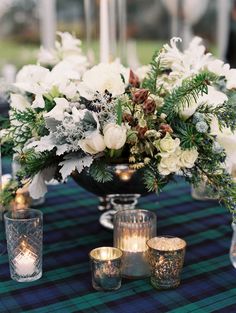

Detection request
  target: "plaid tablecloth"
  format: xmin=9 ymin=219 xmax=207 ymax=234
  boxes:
xmin=0 ymin=168 xmax=235 ymax=313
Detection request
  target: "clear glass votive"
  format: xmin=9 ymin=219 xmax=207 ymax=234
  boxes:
xmin=113 ymin=209 xmax=156 ymax=279
xmin=147 ymin=236 xmax=186 ymax=290
xmin=4 ymin=209 xmax=43 ymax=282
xmin=89 ymin=247 xmax=123 ymax=291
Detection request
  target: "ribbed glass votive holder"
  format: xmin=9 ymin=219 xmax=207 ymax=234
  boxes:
xmin=113 ymin=209 xmax=156 ymax=279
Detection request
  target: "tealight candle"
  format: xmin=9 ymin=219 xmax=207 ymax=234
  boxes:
xmin=4 ymin=209 xmax=43 ymax=282
xmin=114 ymin=209 xmax=156 ymax=279
xmin=147 ymin=236 xmax=186 ymax=290
xmin=89 ymin=247 xmax=122 ymax=291
xmin=14 ymin=248 xmax=36 ymax=276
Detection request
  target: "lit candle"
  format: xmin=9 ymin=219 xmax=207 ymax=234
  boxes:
xmin=100 ymin=0 xmax=110 ymax=63
xmin=147 ymin=236 xmax=186 ymax=289
xmin=89 ymin=247 xmax=122 ymax=291
xmin=114 ymin=210 xmax=156 ymax=279
xmin=120 ymin=235 xmax=148 ymax=252
xmin=13 ymin=241 xmax=37 ymax=276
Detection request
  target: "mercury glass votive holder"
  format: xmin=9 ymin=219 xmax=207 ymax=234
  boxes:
xmin=147 ymin=236 xmax=186 ymax=290
xmin=113 ymin=209 xmax=156 ymax=279
xmin=4 ymin=209 xmax=43 ymax=282
xmin=89 ymin=247 xmax=123 ymax=291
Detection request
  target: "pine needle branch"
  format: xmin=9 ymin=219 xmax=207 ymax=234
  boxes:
xmin=160 ymin=72 xmax=218 ymax=122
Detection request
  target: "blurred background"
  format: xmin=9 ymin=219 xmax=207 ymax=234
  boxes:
xmin=0 ymin=0 xmax=235 ymax=90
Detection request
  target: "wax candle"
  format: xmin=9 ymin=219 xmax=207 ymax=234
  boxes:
xmin=100 ymin=0 xmax=110 ymax=62
xmin=90 ymin=247 xmax=122 ymax=291
xmin=14 ymin=250 xmax=36 ymax=276
xmin=13 ymin=241 xmax=36 ymax=276
xmin=147 ymin=236 xmax=186 ymax=289
xmin=114 ymin=209 xmax=156 ymax=279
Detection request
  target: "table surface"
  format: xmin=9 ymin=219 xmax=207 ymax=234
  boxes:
xmin=0 ymin=171 xmax=235 ymax=313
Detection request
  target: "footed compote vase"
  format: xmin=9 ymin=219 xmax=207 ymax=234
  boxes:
xmin=71 ymin=164 xmax=150 ymax=229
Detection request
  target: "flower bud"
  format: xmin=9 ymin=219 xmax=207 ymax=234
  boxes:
xmin=143 ymin=98 xmax=156 ymax=114
xmin=136 ymin=125 xmax=148 ymax=139
xmin=103 ymin=123 xmax=127 ymax=150
xmin=132 ymin=89 xmax=149 ymax=104
xmin=129 ymin=69 xmax=140 ymax=88
xmin=159 ymin=123 xmax=173 ymax=135
xmin=79 ymin=132 xmax=106 ymax=155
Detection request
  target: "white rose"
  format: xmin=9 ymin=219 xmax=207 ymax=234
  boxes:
xmin=103 ymin=123 xmax=127 ymax=150
xmin=158 ymin=133 xmax=180 ymax=156
xmin=158 ymin=154 xmax=180 ymax=176
xmin=79 ymin=132 xmax=106 ymax=155
xmin=179 ymin=149 xmax=198 ymax=168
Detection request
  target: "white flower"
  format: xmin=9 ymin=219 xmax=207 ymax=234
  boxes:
xmin=158 ymin=154 xmax=181 ymax=176
xmin=56 ymin=32 xmax=82 ymax=58
xmin=44 ymin=98 xmax=70 ymax=121
xmin=210 ymin=117 xmax=236 ymax=160
xmin=206 ymin=59 xmax=230 ymax=77
xmin=180 ymin=86 xmax=228 ymax=120
xmin=78 ymin=62 xmax=129 ymax=100
xmin=38 ymin=47 xmax=59 ymax=66
xmin=103 ymin=123 xmax=127 ymax=150
xmin=135 ymin=65 xmax=151 ymax=81
xmin=15 ymin=65 xmax=49 ymax=94
xmin=28 ymin=167 xmax=56 ymax=199
xmin=79 ymin=132 xmax=106 ymax=155
xmin=158 ymin=133 xmax=180 ymax=156
xmin=179 ymin=149 xmax=198 ymax=168
xmin=10 ymin=94 xmax=30 ymax=111
xmin=226 ymin=69 xmax=236 ymax=89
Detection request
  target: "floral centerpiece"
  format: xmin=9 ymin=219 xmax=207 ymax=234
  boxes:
xmin=2 ymin=33 xmax=236 ymax=214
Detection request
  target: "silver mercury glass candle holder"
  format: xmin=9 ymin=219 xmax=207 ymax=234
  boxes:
xmin=89 ymin=247 xmax=123 ymax=291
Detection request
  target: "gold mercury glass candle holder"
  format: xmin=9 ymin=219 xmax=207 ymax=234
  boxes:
xmin=147 ymin=236 xmax=186 ymax=290
xmin=89 ymin=247 xmax=123 ymax=291
xmin=113 ymin=209 xmax=156 ymax=279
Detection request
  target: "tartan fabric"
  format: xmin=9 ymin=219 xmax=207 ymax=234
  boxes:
xmin=0 ymin=160 xmax=236 ymax=312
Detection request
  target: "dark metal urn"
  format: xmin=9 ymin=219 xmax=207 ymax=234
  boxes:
xmin=71 ymin=164 xmax=149 ymax=197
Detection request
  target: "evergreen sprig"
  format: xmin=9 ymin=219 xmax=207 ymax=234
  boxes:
xmin=197 ymin=98 xmax=236 ymax=132
xmin=16 ymin=149 xmax=59 ymax=179
xmin=160 ymin=72 xmax=218 ymax=122
xmin=143 ymin=163 xmax=169 ymax=192
xmin=9 ymin=108 xmax=47 ymax=147
xmin=142 ymin=50 xmax=161 ymax=93
xmin=89 ymin=160 xmax=113 ymax=183
xmin=173 ymin=120 xmax=203 ymax=149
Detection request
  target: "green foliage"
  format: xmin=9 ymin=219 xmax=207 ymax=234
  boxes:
xmin=89 ymin=160 xmax=113 ymax=183
xmin=0 ymin=180 xmax=19 ymax=208
xmin=160 ymin=72 xmax=218 ymax=122
xmin=142 ymin=50 xmax=161 ymax=93
xmin=9 ymin=108 xmax=47 ymax=148
xmin=197 ymin=94 xmax=236 ymax=132
xmin=116 ymin=100 xmax=122 ymax=126
xmin=16 ymin=149 xmax=59 ymax=179
xmin=173 ymin=120 xmax=203 ymax=149
xmin=143 ymin=164 xmax=169 ymax=192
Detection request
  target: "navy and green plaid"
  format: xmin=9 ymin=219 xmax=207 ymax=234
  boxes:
xmin=0 ymin=163 xmax=236 ymax=312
